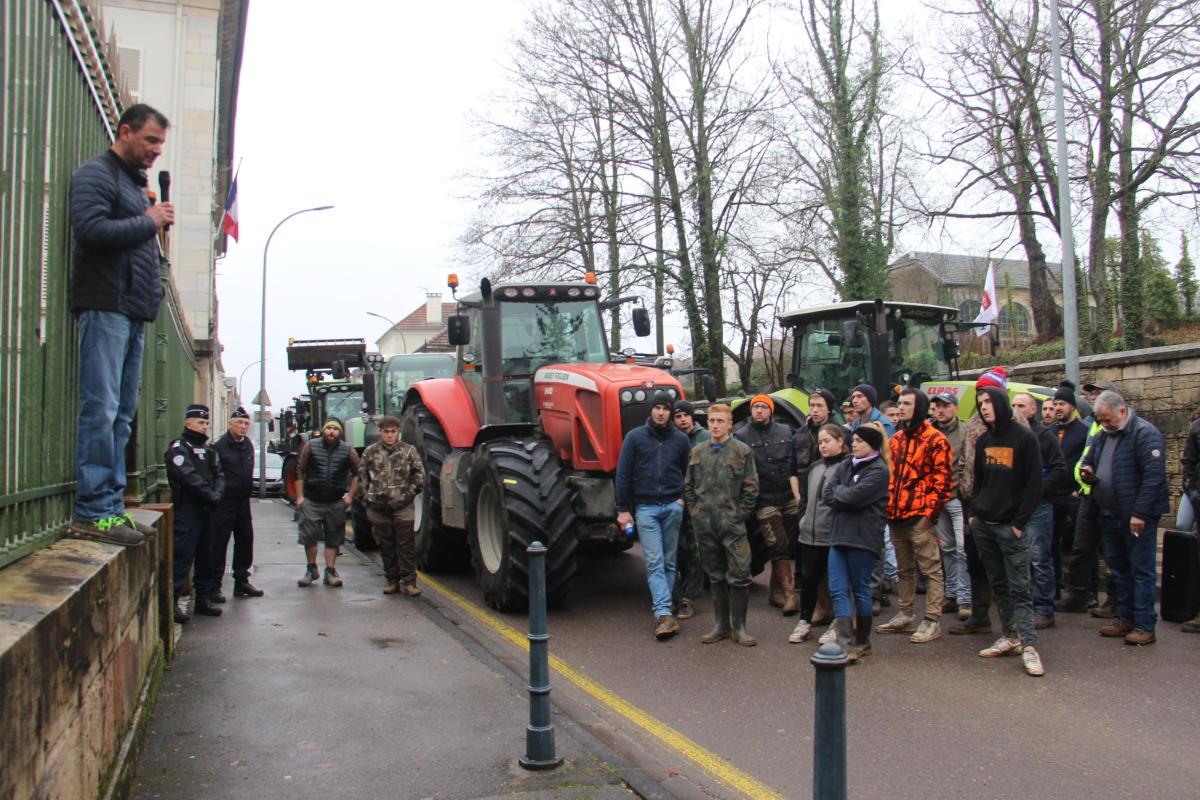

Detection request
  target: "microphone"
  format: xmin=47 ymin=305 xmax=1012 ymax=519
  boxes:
xmin=158 ymin=171 xmax=171 ymax=231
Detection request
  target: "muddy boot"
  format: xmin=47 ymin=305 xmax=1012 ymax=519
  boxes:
xmin=730 ymin=586 xmax=757 ymax=647
xmin=848 ymin=615 xmax=873 ymax=662
xmin=768 ymin=561 xmax=785 ymax=608
xmin=780 ymin=559 xmax=800 ymax=616
xmin=701 ymin=583 xmax=732 ymax=644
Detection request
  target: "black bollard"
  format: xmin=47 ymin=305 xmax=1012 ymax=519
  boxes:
xmin=810 ymin=641 xmax=848 ymax=800
xmin=520 ymin=540 xmax=563 ymax=771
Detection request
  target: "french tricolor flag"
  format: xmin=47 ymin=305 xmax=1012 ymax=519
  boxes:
xmin=223 ymin=172 xmax=239 ymax=242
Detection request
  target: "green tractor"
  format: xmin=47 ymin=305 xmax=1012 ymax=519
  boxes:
xmin=740 ymin=299 xmax=1049 ymax=427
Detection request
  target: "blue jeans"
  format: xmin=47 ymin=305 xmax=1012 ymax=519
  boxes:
xmin=1026 ymin=501 xmax=1056 ymax=615
xmin=74 ymin=310 xmax=146 ymax=522
xmin=635 ymin=502 xmax=684 ymax=618
xmin=937 ymin=499 xmax=970 ymax=605
xmin=828 ymin=545 xmax=876 ymax=618
xmin=1100 ymin=515 xmax=1158 ymax=631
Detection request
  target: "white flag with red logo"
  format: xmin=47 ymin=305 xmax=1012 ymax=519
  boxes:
xmin=972 ymin=263 xmax=998 ymax=336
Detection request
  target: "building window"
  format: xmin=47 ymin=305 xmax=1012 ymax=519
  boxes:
xmin=957 ymin=300 xmax=977 ymax=325
xmin=118 ymin=47 xmax=143 ymax=101
xmin=998 ymin=302 xmax=1032 ymax=346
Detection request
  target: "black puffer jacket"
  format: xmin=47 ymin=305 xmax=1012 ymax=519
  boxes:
xmin=69 ymin=150 xmax=164 ymax=321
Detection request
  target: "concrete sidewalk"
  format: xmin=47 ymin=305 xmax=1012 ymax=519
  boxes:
xmin=130 ymin=499 xmax=643 ymax=800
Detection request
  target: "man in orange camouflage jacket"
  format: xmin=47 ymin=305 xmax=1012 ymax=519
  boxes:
xmin=877 ymin=388 xmax=954 ymax=644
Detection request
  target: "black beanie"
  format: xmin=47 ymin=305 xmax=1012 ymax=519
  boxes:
xmin=853 ymin=424 xmax=884 ymax=452
xmin=1053 ymin=380 xmax=1077 ymax=408
xmin=651 ymin=391 xmax=675 ymax=409
xmin=851 ymin=383 xmax=878 ymax=407
xmin=672 ymin=399 xmax=695 ymax=417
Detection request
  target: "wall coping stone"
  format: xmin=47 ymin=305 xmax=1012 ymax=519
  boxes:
xmin=959 ymin=342 xmax=1200 ymax=379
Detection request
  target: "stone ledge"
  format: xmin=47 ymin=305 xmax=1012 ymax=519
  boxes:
xmin=0 ymin=510 xmax=167 ymax=800
xmin=960 ymin=341 xmax=1200 ymax=378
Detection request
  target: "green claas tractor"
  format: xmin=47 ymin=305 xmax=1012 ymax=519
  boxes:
xmin=740 ymin=299 xmax=1049 ymax=427
xmin=400 ymin=274 xmax=683 ymax=611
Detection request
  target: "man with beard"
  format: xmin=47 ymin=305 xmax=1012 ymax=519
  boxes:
xmin=735 ymin=395 xmax=800 ymax=615
xmin=295 ymin=419 xmax=360 ymax=588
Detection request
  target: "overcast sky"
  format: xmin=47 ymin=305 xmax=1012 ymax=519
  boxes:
xmin=216 ymin=0 xmax=1195 ymax=416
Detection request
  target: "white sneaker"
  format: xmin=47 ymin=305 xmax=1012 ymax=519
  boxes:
xmin=818 ymin=625 xmax=838 ymax=644
xmin=910 ymin=619 xmax=942 ymax=643
xmin=788 ymin=620 xmax=812 ymax=643
xmin=876 ymin=612 xmax=917 ymax=634
xmin=1022 ymin=646 xmax=1045 ymax=676
xmin=979 ymin=636 xmax=1021 ymax=658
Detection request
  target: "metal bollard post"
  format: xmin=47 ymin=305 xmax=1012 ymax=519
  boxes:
xmin=520 ymin=541 xmax=563 ymax=771
xmin=811 ymin=641 xmax=848 ymax=800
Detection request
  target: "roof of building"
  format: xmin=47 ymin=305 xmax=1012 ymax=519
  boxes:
xmin=387 ymin=302 xmax=458 ymax=333
xmin=888 ymin=251 xmax=1063 ymax=292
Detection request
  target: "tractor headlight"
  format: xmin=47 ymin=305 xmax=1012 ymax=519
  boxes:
xmin=621 ymin=390 xmax=634 ymax=403
xmin=634 ymin=390 xmax=647 ymax=402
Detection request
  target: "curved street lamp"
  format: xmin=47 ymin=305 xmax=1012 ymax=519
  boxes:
xmin=366 ymin=310 xmax=410 ymax=353
xmin=236 ymin=360 xmax=262 ymax=404
xmin=258 ymin=205 xmax=334 ymax=497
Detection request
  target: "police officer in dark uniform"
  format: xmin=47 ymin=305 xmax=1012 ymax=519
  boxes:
xmin=166 ymin=403 xmax=224 ymax=622
xmin=205 ymin=406 xmax=264 ymax=602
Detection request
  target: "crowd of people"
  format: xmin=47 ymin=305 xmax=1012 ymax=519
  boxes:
xmin=617 ymin=369 xmax=1187 ymax=678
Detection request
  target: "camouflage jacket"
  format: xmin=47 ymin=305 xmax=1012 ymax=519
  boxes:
xmin=358 ymin=440 xmax=425 ymax=512
xmin=684 ymin=438 xmax=759 ymax=533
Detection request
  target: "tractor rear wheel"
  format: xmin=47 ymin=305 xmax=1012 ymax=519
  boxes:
xmin=282 ymin=454 xmax=299 ymax=505
xmin=400 ymin=401 xmax=469 ymax=572
xmin=467 ymin=438 xmax=577 ymax=611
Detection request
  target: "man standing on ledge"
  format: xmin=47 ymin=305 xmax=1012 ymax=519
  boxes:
xmin=616 ymin=392 xmax=691 ymax=640
xmin=295 ymin=419 xmax=359 ymax=588
xmin=68 ymin=104 xmax=174 ymax=545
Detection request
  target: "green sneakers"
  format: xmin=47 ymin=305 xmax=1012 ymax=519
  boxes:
xmin=68 ymin=517 xmax=145 ymax=547
xmin=119 ymin=513 xmax=158 ymax=537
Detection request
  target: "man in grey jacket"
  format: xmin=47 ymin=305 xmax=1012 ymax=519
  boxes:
xmin=68 ymin=104 xmax=173 ymax=546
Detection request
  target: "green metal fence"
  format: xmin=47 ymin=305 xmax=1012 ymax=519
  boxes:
xmin=0 ymin=0 xmax=197 ymax=568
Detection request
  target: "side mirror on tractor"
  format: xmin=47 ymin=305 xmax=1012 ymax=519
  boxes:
xmin=331 ymin=359 xmax=348 ymax=380
xmin=632 ymin=307 xmax=651 ymax=338
xmin=701 ymin=374 xmax=718 ymax=403
xmin=842 ymin=320 xmax=865 ymax=348
xmin=447 ymin=314 xmax=471 ymax=346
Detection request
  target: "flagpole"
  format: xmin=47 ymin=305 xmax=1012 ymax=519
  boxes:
xmin=1050 ymin=0 xmax=1080 ymax=385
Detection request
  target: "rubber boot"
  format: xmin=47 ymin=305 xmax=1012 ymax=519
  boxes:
xmin=831 ymin=617 xmax=853 ymax=654
xmin=780 ymin=559 xmax=800 ymax=616
xmin=768 ymin=561 xmax=785 ymax=608
xmin=730 ymin=586 xmax=757 ymax=647
xmin=701 ymin=583 xmax=732 ymax=643
xmin=848 ymin=614 xmax=873 ymax=662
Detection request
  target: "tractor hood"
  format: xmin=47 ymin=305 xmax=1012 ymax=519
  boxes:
xmin=535 ymin=362 xmax=685 ymax=473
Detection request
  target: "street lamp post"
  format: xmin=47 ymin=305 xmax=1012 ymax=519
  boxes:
xmin=237 ymin=360 xmax=262 ymax=404
xmin=259 ymin=205 xmax=334 ymax=498
xmin=366 ymin=310 xmax=409 ymax=353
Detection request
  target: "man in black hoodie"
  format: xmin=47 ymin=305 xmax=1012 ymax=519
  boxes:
xmin=1011 ymin=393 xmax=1068 ymax=629
xmin=970 ymin=388 xmax=1046 ymax=677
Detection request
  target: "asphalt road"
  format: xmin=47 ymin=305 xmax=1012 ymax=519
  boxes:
xmin=422 ymin=542 xmax=1200 ymax=800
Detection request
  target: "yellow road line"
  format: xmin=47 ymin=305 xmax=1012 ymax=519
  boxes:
xmin=419 ymin=572 xmax=786 ymax=800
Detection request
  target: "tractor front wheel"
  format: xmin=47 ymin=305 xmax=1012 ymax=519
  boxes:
xmin=466 ymin=438 xmax=577 ymax=611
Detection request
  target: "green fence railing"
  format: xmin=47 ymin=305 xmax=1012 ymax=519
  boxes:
xmin=0 ymin=0 xmax=197 ymax=568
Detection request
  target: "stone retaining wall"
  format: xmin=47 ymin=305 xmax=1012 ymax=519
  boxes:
xmin=0 ymin=510 xmax=168 ymax=800
xmin=963 ymin=343 xmax=1200 ymax=512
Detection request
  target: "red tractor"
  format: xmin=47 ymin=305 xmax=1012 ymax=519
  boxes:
xmin=399 ymin=275 xmax=686 ymax=610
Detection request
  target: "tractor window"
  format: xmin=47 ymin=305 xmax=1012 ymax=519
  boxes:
xmin=498 ymin=300 xmax=608 ymax=376
xmin=890 ymin=318 xmax=952 ymax=382
xmin=791 ymin=318 xmax=870 ymax=402
xmin=319 ymin=388 xmax=364 ymax=422
xmin=381 ymin=356 xmax=456 ymax=415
